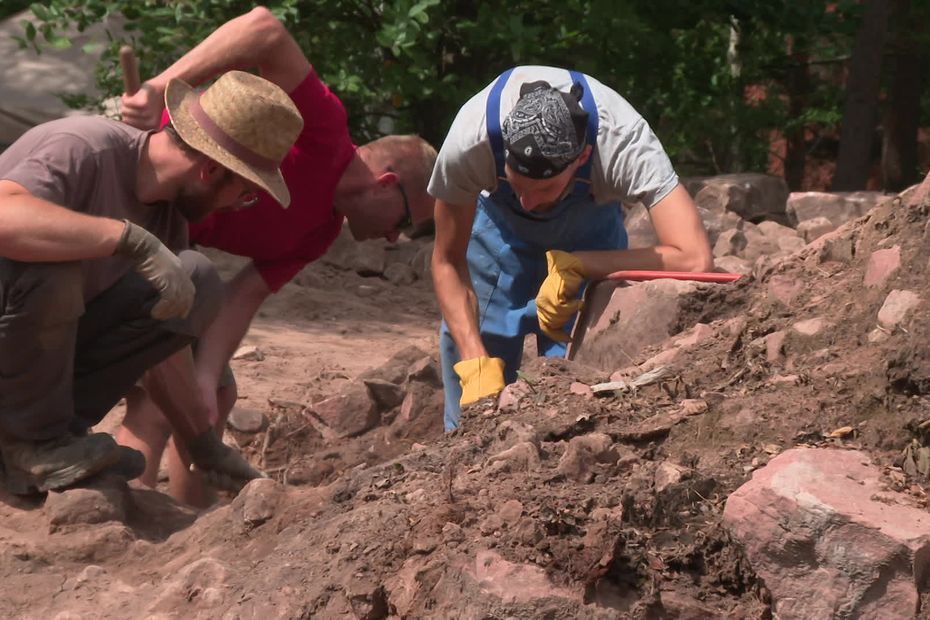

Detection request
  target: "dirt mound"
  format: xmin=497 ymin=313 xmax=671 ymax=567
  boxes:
xmin=3 ymin=177 xmax=930 ymax=617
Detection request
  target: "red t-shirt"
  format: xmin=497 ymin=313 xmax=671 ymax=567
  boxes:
xmin=164 ymin=70 xmax=356 ymax=292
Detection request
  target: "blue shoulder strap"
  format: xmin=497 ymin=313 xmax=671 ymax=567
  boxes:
xmin=568 ymin=70 xmax=598 ymax=196
xmin=485 ymin=68 xmax=599 ymax=197
xmin=486 ymin=68 xmax=514 ymax=183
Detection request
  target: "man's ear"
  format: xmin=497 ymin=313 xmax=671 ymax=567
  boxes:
xmin=575 ymin=144 xmax=593 ymax=168
xmin=375 ymin=170 xmax=398 ymax=188
xmin=198 ymin=159 xmax=225 ymax=184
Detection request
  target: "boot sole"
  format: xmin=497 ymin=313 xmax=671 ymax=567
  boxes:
xmin=2 ymin=448 xmax=123 ymax=495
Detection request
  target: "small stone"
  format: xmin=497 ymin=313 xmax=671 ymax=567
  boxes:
xmin=863 ymin=246 xmax=901 ymax=288
xmin=227 ymin=407 xmax=267 ymax=433
xmin=765 ymin=331 xmax=787 ymax=363
xmin=878 ymin=289 xmax=920 ymax=329
xmin=232 ymin=345 xmax=264 ymax=361
xmin=45 ymin=483 xmax=127 ymax=529
xmin=356 ymin=284 xmax=379 ymax=298
xmin=792 ymin=318 xmax=827 ymax=337
xmin=498 ymin=499 xmax=524 ymax=524
xmin=569 ymin=382 xmax=593 ymax=398
xmin=232 ymin=478 xmax=283 ymax=527
xmin=655 ymin=461 xmax=688 ymax=493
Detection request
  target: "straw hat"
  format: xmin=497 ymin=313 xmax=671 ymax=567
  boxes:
xmin=165 ymin=70 xmax=303 ymax=207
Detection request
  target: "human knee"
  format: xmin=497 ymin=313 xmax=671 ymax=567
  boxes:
xmin=165 ymin=251 xmax=222 ymax=337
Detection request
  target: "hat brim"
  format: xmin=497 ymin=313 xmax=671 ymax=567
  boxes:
xmin=165 ymin=79 xmax=291 ymax=208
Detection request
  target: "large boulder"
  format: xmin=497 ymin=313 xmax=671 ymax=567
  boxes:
xmin=724 ymin=448 xmax=930 ymax=619
xmin=572 ymin=279 xmax=698 ymax=370
xmin=786 ymin=191 xmax=887 ymax=228
xmin=683 ymin=173 xmax=790 ymax=224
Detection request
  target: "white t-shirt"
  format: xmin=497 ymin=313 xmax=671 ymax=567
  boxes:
xmin=428 ymin=66 xmax=679 ymax=209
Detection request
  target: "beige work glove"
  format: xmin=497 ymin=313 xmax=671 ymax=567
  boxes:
xmin=186 ymin=430 xmax=266 ymax=492
xmin=536 ymin=250 xmax=586 ymax=342
xmin=114 ymin=220 xmax=195 ymax=320
xmin=454 ymin=356 xmax=506 ymax=406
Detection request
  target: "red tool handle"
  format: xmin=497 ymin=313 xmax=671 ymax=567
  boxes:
xmin=605 ymin=270 xmax=742 ymax=283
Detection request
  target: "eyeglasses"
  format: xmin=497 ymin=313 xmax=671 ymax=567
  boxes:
xmin=388 ymin=167 xmax=415 ymax=235
xmin=222 ymin=170 xmax=262 ymax=210
xmin=235 ymin=191 xmax=261 ymax=209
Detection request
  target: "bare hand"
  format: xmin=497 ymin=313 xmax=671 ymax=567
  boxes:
xmin=120 ymin=83 xmax=164 ymax=130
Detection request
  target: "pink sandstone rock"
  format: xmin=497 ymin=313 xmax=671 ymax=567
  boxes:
xmin=765 ymin=330 xmax=787 ymax=363
xmin=863 ymin=246 xmax=901 ymax=288
xmin=878 ymin=289 xmax=921 ymax=328
xmin=767 ymin=275 xmax=804 ymax=307
xmin=724 ymin=448 xmax=930 ymax=619
xmin=311 ymin=381 xmax=380 ymax=438
xmin=797 ymin=216 xmax=836 ymax=243
xmin=792 ymin=317 xmax=828 ymax=337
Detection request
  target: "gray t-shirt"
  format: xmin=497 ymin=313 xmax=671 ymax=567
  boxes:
xmin=429 ymin=65 xmax=679 ymax=209
xmin=0 ymin=116 xmax=188 ymax=301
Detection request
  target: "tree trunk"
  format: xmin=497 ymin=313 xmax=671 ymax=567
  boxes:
xmin=784 ymin=39 xmax=810 ymax=191
xmin=832 ymin=0 xmax=891 ymax=191
xmin=881 ymin=0 xmax=922 ymax=192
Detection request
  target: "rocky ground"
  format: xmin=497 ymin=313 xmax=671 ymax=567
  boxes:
xmin=2 ymin=174 xmax=930 ymax=619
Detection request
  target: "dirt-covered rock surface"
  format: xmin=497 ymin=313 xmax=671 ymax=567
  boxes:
xmin=3 ymin=175 xmax=930 ymax=618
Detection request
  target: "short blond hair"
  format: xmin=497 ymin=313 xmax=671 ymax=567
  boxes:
xmin=363 ymin=134 xmax=437 ymax=199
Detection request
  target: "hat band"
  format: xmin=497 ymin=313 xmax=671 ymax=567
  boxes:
xmin=190 ymin=99 xmax=278 ymax=172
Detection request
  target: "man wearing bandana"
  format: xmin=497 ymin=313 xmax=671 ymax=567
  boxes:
xmin=429 ymin=66 xmax=714 ymax=430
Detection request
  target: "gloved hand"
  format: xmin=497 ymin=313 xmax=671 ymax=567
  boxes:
xmin=114 ymin=220 xmax=195 ymax=320
xmin=536 ymin=250 xmax=586 ymax=342
xmin=119 ymin=83 xmax=164 ymax=130
xmin=185 ymin=430 xmax=266 ymax=493
xmin=454 ymin=356 xmax=506 ymax=406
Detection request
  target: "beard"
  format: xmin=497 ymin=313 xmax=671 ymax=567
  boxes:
xmin=172 ymin=184 xmax=217 ymax=223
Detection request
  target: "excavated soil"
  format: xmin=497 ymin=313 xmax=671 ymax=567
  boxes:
xmin=2 ymin=177 xmax=930 ymax=618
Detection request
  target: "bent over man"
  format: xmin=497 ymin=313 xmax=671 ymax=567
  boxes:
xmin=0 ymin=70 xmax=298 ymax=493
xmin=117 ymin=7 xmax=437 ymax=506
xmin=429 ymin=66 xmax=713 ymax=430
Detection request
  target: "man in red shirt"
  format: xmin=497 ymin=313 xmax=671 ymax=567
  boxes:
xmin=118 ymin=7 xmax=437 ymax=506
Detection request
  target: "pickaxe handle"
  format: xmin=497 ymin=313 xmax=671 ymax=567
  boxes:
xmin=119 ymin=45 xmax=141 ymax=96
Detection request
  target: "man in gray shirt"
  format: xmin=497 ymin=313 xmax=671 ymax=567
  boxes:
xmin=429 ymin=66 xmax=713 ymax=430
xmin=0 ymin=70 xmax=300 ymax=494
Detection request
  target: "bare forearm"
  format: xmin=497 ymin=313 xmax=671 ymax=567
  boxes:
xmin=573 ymin=245 xmax=713 ymax=279
xmin=148 ymin=7 xmax=308 ymax=94
xmin=432 ymin=259 xmax=487 ymax=360
xmin=575 ymin=184 xmax=713 ymax=277
xmin=0 ymin=186 xmax=124 ymax=261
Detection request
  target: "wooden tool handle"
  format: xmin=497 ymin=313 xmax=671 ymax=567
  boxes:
xmin=119 ymin=45 xmax=141 ymax=96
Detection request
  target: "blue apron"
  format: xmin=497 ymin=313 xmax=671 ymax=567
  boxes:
xmin=440 ymin=68 xmax=628 ymax=430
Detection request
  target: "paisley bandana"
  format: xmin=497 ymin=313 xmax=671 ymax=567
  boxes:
xmin=501 ymin=80 xmax=588 ymax=179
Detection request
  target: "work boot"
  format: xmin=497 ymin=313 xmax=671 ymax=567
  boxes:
xmin=0 ymin=432 xmax=121 ymax=495
xmin=185 ymin=430 xmax=266 ymax=493
xmin=107 ymin=445 xmax=146 ymax=482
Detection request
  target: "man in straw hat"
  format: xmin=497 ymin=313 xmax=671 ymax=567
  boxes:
xmin=117 ymin=7 xmax=437 ymax=506
xmin=430 ymin=66 xmax=713 ymax=430
xmin=0 ymin=69 xmax=302 ymax=494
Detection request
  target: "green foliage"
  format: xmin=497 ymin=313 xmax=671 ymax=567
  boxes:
xmin=13 ymin=0 xmax=900 ymax=178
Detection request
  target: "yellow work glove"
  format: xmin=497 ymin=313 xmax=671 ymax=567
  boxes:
xmin=536 ymin=250 xmax=586 ymax=342
xmin=453 ymin=356 xmax=506 ymax=406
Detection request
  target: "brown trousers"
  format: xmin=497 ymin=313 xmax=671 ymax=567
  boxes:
xmin=0 ymin=251 xmax=221 ymax=441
